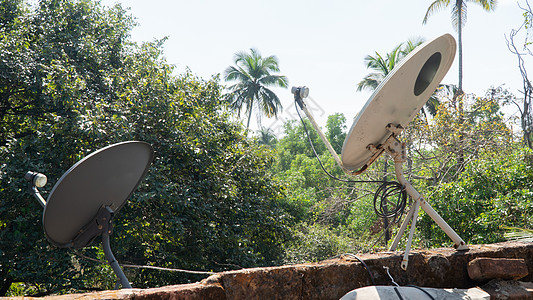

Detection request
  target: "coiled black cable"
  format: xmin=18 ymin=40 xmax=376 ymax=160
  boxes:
xmin=294 ymin=101 xmax=407 ymax=220
xmin=373 ymin=181 xmax=407 ymax=219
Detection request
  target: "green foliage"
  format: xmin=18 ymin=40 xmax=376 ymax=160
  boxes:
xmin=272 ymin=113 xmax=387 ymax=260
xmin=283 ymin=223 xmax=359 ymax=264
xmin=255 ymin=127 xmax=278 ymax=147
xmin=106 ymin=71 xmax=290 ymax=288
xmin=1 ymin=0 xmax=136 ymax=295
xmin=418 ymin=148 xmax=533 ymax=247
xmin=326 ymin=113 xmax=347 ymax=154
xmin=274 ymin=115 xmax=352 ymax=224
xmin=346 ymin=195 xmax=380 ymax=240
xmin=275 ymin=119 xmax=325 ymax=162
xmin=403 ymin=87 xmax=514 ymax=184
xmin=504 ymin=226 xmax=533 ymax=242
xmin=0 ymin=0 xmax=289 ymax=295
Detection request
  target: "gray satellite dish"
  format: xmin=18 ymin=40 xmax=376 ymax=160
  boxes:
xmin=292 ymin=34 xmax=468 ymax=271
xmin=26 ymin=141 xmax=154 ymax=288
xmin=341 ymin=34 xmax=456 ymax=174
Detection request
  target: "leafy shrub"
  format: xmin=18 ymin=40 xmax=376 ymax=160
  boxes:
xmin=283 ymin=223 xmax=360 ymax=264
xmin=418 ymin=148 xmax=533 ymax=247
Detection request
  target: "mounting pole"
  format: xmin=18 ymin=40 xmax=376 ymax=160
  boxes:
xmin=102 ymin=232 xmax=132 ymax=289
xmin=292 ymin=86 xmax=344 ymax=170
xmin=100 ymin=206 xmax=132 ymax=289
xmin=375 ymin=124 xmax=468 ymax=270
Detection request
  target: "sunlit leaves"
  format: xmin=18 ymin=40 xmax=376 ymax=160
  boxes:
xmin=405 ymin=87 xmax=514 ymax=183
xmin=1 ymin=0 xmax=290 ymax=295
xmin=418 ymin=148 xmax=533 ymax=247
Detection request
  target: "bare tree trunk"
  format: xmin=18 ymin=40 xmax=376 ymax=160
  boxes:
xmin=0 ymin=269 xmax=12 ymax=297
xmin=246 ymin=101 xmax=253 ymax=131
xmin=457 ymin=6 xmax=463 ymax=93
xmin=456 ymin=1 xmax=465 ymax=172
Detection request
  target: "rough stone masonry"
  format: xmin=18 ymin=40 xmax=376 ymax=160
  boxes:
xmin=6 ymin=241 xmax=533 ymax=300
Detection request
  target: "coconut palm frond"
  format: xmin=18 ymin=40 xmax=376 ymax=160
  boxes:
xmin=503 ymin=226 xmax=533 ymax=242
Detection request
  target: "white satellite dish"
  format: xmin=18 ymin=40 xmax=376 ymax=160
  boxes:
xmin=342 ymin=34 xmax=456 ymax=174
xmin=26 ymin=141 xmax=154 ymax=288
xmin=293 ymin=34 xmax=468 ymax=271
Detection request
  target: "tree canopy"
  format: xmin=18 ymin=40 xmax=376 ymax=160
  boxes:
xmin=0 ymin=0 xmax=289 ymax=295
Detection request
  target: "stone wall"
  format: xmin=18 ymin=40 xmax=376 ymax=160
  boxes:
xmin=11 ymin=241 xmax=533 ymax=300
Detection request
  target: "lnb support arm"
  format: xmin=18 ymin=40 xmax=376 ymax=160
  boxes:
xmin=292 ymin=86 xmax=345 ymax=171
xmin=25 ymin=171 xmax=47 ymax=208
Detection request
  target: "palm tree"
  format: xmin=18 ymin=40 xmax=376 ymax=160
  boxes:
xmin=356 ymin=44 xmax=404 ymax=92
xmin=357 ymin=38 xmax=439 ymax=118
xmin=357 ymin=38 xmax=425 ymax=91
xmin=423 ymin=1 xmax=496 ymax=172
xmin=224 ymin=48 xmax=288 ymax=130
xmin=257 ymin=127 xmax=277 ymax=147
xmin=357 ymin=38 xmax=440 ymax=119
xmin=423 ymin=0 xmax=497 ymax=94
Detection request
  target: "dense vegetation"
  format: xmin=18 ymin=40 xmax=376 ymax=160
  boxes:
xmin=0 ymin=0 xmax=288 ymax=295
xmin=1 ymin=0 xmax=532 ymax=297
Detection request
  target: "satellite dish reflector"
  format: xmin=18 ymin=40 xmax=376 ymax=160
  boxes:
xmin=341 ymin=34 xmax=456 ymax=173
xmin=43 ymin=141 xmax=153 ymax=247
xmin=26 ymin=141 xmax=153 ymax=288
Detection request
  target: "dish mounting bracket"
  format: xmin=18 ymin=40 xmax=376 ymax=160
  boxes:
xmin=368 ymin=124 xmax=469 ymax=271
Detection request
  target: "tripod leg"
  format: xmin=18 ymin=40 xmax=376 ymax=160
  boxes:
xmin=401 ymin=200 xmax=420 ymax=270
xmin=389 ymin=203 xmax=416 ymax=251
xmin=394 ymin=161 xmax=468 ymax=250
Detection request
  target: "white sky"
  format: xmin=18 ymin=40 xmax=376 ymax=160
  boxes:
xmin=101 ymin=0 xmax=530 ymax=134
